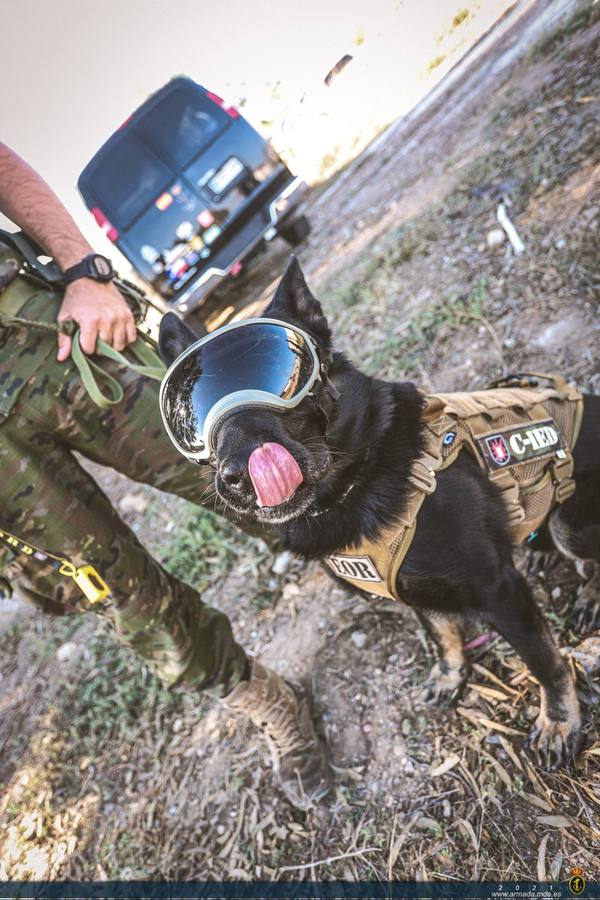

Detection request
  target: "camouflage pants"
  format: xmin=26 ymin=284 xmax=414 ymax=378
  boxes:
xmin=0 ymin=274 xmax=248 ymax=697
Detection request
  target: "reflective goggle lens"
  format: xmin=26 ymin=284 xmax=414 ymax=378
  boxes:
xmin=160 ymin=321 xmax=317 ymax=457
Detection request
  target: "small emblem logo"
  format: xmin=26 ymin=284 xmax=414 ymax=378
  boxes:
xmin=486 ymin=435 xmax=511 ymax=466
xmin=326 ymin=554 xmax=382 ymax=583
xmin=569 ymin=867 xmax=586 ymax=895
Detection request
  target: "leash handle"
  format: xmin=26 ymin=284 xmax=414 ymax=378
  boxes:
xmin=70 ymin=331 xmax=165 ymax=409
xmin=0 ymin=313 xmax=166 ymax=408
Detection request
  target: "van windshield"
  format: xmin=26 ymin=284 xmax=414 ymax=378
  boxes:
xmin=90 ymin=136 xmax=172 ymax=229
xmin=139 ymin=86 xmax=229 ymax=167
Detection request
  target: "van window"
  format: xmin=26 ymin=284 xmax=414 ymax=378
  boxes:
xmin=139 ymin=86 xmax=229 ymax=167
xmin=90 ymin=135 xmax=172 ymax=229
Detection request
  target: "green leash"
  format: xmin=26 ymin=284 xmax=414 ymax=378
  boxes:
xmin=0 ymin=230 xmax=166 ymax=408
xmin=0 ymin=310 xmax=166 ymax=409
xmin=71 ymin=330 xmax=165 ymax=409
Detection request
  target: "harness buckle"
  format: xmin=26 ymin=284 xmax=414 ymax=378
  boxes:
xmin=407 ymin=459 xmax=437 ymax=495
xmin=549 ymin=452 xmax=575 ymax=504
xmin=554 ymin=478 xmax=576 ymax=504
xmin=551 ymin=452 xmax=574 ymax=480
xmin=506 ymin=503 xmax=526 ymax=525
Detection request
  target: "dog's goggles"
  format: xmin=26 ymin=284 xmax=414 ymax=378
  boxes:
xmin=159 ymin=317 xmax=322 ymax=462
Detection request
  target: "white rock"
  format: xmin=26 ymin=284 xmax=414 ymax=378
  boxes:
xmin=351 ymin=630 xmax=367 ymax=649
xmin=119 ymin=492 xmax=149 ymax=515
xmin=272 ymin=550 xmax=294 ymax=575
xmin=535 ymin=316 xmax=581 ymax=350
xmin=486 ymin=228 xmax=506 ymax=248
xmin=56 ymin=641 xmax=80 ymax=663
xmin=282 ymin=582 xmax=301 ymax=601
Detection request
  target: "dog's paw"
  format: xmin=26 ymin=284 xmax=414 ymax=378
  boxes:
xmin=423 ymin=662 xmax=468 ymax=708
xmin=528 ymin=711 xmax=582 ymax=771
xmin=572 ymin=583 xmax=600 ymax=634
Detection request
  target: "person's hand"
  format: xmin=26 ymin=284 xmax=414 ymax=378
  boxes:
xmin=56 ymin=279 xmax=137 ymax=361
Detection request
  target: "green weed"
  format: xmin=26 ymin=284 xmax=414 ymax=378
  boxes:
xmin=161 ymin=507 xmax=262 ymax=594
xmin=56 ymin=627 xmax=178 ymax=753
xmin=364 ymin=279 xmax=488 ymax=378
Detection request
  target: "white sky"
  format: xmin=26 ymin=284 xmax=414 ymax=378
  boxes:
xmin=1 ymin=0 xmax=509 ymax=257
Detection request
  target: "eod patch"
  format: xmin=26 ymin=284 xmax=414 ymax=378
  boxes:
xmin=477 ymin=417 xmax=566 ymax=471
xmin=326 ymin=553 xmax=383 ymax=584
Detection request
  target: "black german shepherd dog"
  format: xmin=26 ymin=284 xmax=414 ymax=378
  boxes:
xmin=159 ymin=258 xmax=600 ymax=770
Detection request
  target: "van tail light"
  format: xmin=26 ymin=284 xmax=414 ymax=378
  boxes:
xmin=206 ymin=90 xmax=240 ymax=119
xmin=91 ymin=207 xmax=119 ymax=243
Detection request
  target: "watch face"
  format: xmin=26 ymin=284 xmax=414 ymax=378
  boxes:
xmin=92 ymin=255 xmax=113 ymax=278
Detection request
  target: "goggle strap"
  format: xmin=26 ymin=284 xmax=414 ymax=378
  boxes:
xmin=312 ymin=374 xmax=340 ymax=428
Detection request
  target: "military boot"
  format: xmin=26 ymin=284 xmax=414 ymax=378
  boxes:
xmin=222 ymin=659 xmax=332 ymax=809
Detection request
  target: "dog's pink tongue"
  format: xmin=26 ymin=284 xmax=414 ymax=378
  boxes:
xmin=248 ymin=442 xmax=303 ymax=508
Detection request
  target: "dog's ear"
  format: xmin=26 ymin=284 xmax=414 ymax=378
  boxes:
xmin=267 ymin=256 xmax=331 ymax=345
xmin=159 ymin=312 xmax=204 ymax=366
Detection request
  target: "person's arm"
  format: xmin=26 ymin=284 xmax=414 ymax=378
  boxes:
xmin=0 ymin=141 xmax=136 ymax=360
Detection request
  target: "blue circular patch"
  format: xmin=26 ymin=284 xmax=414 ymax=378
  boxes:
xmin=443 ymin=431 xmax=456 ymax=446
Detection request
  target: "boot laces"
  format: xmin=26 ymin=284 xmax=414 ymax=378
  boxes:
xmin=254 ymin=692 xmax=307 ymax=758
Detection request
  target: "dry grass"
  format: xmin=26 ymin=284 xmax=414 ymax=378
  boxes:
xmin=1 ymin=4 xmax=600 ymax=884
xmin=2 ymin=557 xmax=600 ymax=880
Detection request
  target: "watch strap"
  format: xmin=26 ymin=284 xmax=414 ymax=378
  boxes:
xmin=63 ymin=254 xmax=114 ymax=285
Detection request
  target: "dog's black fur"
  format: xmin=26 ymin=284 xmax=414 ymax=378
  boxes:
xmin=160 ymin=258 xmax=600 ymax=769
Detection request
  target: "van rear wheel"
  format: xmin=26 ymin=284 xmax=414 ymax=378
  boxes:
xmin=278 ymin=214 xmax=311 ymax=246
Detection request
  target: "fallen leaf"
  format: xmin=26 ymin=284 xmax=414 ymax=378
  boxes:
xmin=536 ymin=815 xmax=573 ymax=828
xmin=430 ymin=754 xmax=460 ymax=777
xmin=458 ymin=817 xmax=479 ymax=853
xmin=476 ymin=716 xmax=525 ymax=737
xmin=470 ymin=683 xmax=512 ymax=702
xmin=523 ymin=791 xmax=553 ymax=813
xmin=537 ymin=832 xmax=550 ymax=880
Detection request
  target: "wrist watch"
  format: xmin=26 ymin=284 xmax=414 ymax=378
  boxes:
xmin=63 ymin=253 xmax=115 ymax=285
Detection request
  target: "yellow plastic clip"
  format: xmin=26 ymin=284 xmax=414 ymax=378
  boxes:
xmin=72 ymin=565 xmax=111 ymax=604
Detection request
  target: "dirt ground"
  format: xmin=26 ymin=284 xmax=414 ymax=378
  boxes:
xmin=1 ymin=0 xmax=600 ymax=885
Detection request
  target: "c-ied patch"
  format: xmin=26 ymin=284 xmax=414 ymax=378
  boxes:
xmin=326 ymin=553 xmax=383 ymax=583
xmin=477 ymin=417 xmax=566 ymax=471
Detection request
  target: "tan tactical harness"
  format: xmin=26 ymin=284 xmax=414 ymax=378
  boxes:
xmin=325 ymin=374 xmax=584 ymax=601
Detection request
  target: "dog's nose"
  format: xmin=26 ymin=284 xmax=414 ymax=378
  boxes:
xmin=218 ymin=456 xmax=248 ymax=491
